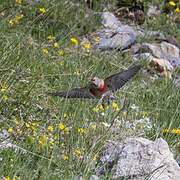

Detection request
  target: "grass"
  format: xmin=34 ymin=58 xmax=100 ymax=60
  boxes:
xmin=0 ymin=0 xmax=180 ymax=179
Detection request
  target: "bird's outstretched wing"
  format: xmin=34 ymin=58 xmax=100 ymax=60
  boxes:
xmin=104 ymin=65 xmax=141 ymax=92
xmin=48 ymin=87 xmax=95 ymax=99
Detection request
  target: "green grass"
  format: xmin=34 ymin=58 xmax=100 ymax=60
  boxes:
xmin=0 ymin=0 xmax=180 ymax=179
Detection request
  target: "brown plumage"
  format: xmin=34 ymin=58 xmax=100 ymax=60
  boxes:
xmin=48 ymin=65 xmax=141 ymax=100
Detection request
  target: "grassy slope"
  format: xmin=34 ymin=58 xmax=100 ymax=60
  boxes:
xmin=0 ymin=0 xmax=180 ymax=179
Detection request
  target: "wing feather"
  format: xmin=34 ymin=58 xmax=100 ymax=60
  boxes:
xmin=48 ymin=88 xmax=95 ymax=99
xmin=104 ymin=65 xmax=141 ymax=92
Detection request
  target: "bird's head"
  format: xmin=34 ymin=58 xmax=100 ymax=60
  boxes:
xmin=88 ymin=76 xmax=104 ymax=90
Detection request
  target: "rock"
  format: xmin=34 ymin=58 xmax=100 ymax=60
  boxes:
xmin=97 ymin=138 xmax=180 ymax=180
xmin=0 ymin=129 xmax=26 ymax=153
xmin=150 ymin=58 xmax=173 ymax=78
xmin=161 ymin=41 xmax=179 ymax=58
xmin=91 ymin=12 xmax=137 ymax=50
xmin=156 ymin=35 xmax=180 ymax=49
xmin=102 ymin=12 xmax=122 ymax=30
xmin=164 ymin=55 xmax=180 ymax=67
xmin=0 ymin=129 xmax=9 ymax=140
xmin=0 ymin=140 xmax=19 ymax=152
xmin=95 ymin=31 xmax=136 ymax=50
xmin=90 ymin=175 xmax=99 ymax=180
xmin=131 ymin=42 xmax=179 ymax=58
xmin=147 ymin=5 xmax=160 ymax=17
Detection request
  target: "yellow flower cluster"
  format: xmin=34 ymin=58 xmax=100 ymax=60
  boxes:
xmin=8 ymin=14 xmax=24 ymax=25
xmin=78 ymin=128 xmax=85 ymax=134
xmin=169 ymin=1 xmax=180 ymax=14
xmin=43 ymin=35 xmax=63 ymax=57
xmin=163 ymin=129 xmax=180 ymax=134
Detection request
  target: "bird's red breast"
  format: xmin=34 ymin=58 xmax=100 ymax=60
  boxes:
xmin=98 ymin=83 xmax=106 ymax=91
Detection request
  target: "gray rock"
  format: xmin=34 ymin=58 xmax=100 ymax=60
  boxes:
xmin=97 ymin=138 xmax=180 ymax=180
xmin=102 ymin=12 xmax=122 ymax=30
xmin=95 ymin=31 xmax=136 ymax=50
xmin=0 ymin=129 xmax=9 ymax=140
xmin=90 ymin=175 xmax=99 ymax=180
xmin=160 ymin=41 xmax=179 ymax=58
xmin=163 ymin=55 xmax=180 ymax=67
xmin=92 ymin=12 xmax=137 ymax=50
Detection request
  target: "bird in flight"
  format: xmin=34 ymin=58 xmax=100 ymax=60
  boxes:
xmin=48 ymin=65 xmax=141 ymax=103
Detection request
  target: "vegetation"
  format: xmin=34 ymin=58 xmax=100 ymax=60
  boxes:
xmin=0 ymin=0 xmax=179 ymax=179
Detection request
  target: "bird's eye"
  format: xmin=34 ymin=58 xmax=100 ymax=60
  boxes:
xmin=91 ymin=79 xmax=95 ymax=81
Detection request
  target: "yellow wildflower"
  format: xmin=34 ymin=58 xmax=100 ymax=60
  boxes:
xmin=16 ymin=0 xmax=22 ymax=4
xmin=83 ymin=43 xmax=91 ymax=49
xmin=171 ymin=129 xmax=176 ymax=133
xmin=39 ymin=135 xmax=47 ymax=146
xmin=42 ymin=49 xmax=48 ymax=54
xmin=9 ymin=20 xmax=13 ymax=25
xmin=59 ymin=61 xmax=63 ymax=66
xmin=47 ymin=35 xmax=55 ymax=40
xmin=1 ymin=88 xmax=6 ymax=92
xmin=70 ymin=38 xmax=78 ymax=45
xmin=93 ymin=155 xmax=97 ymax=161
xmin=8 ymin=128 xmax=13 ymax=132
xmin=65 ymin=127 xmax=69 ymax=131
xmin=25 ymin=123 xmax=30 ymax=128
xmin=64 ymin=113 xmax=67 ymax=118
xmin=99 ymin=105 xmax=104 ymax=110
xmin=49 ymin=141 xmax=54 ymax=146
xmin=122 ymin=111 xmax=127 ymax=116
xmin=113 ymin=103 xmax=117 ymax=108
xmin=141 ymin=111 xmax=148 ymax=116
xmin=93 ymin=38 xmax=99 ymax=42
xmin=74 ymin=71 xmax=80 ymax=75
xmin=5 ymin=177 xmax=10 ymax=180
xmin=28 ymin=41 xmax=33 ymax=45
xmin=78 ymin=128 xmax=85 ymax=134
xmin=93 ymin=107 xmax=99 ymax=113
xmin=117 ymin=12 xmax=120 ymax=16
xmin=58 ymin=49 xmax=63 ymax=56
xmin=76 ymin=150 xmax=81 ymax=155
xmin=175 ymin=8 xmax=180 ymax=12
xmin=91 ymin=125 xmax=96 ymax=130
xmin=54 ymin=42 xmax=60 ymax=48
xmin=87 ymin=49 xmax=90 ymax=53
xmin=169 ymin=1 xmax=176 ymax=6
xmin=14 ymin=120 xmax=19 ymax=124
xmin=163 ymin=129 xmax=169 ymax=133
xmin=54 ymin=136 xmax=57 ymax=140
xmin=175 ymin=129 xmax=180 ymax=134
xmin=4 ymin=95 xmax=7 ymax=101
xmin=48 ymin=126 xmax=53 ymax=132
xmin=33 ymin=132 xmax=37 ymax=136
xmin=40 ymin=8 xmax=46 ymax=13
xmin=106 ymin=106 xmax=109 ymax=110
xmin=59 ymin=123 xmax=64 ymax=130
xmin=63 ymin=155 xmax=68 ymax=160
xmin=116 ymin=107 xmax=120 ymax=111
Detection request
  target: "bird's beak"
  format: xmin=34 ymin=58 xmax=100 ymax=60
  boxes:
xmin=88 ymin=79 xmax=92 ymax=83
